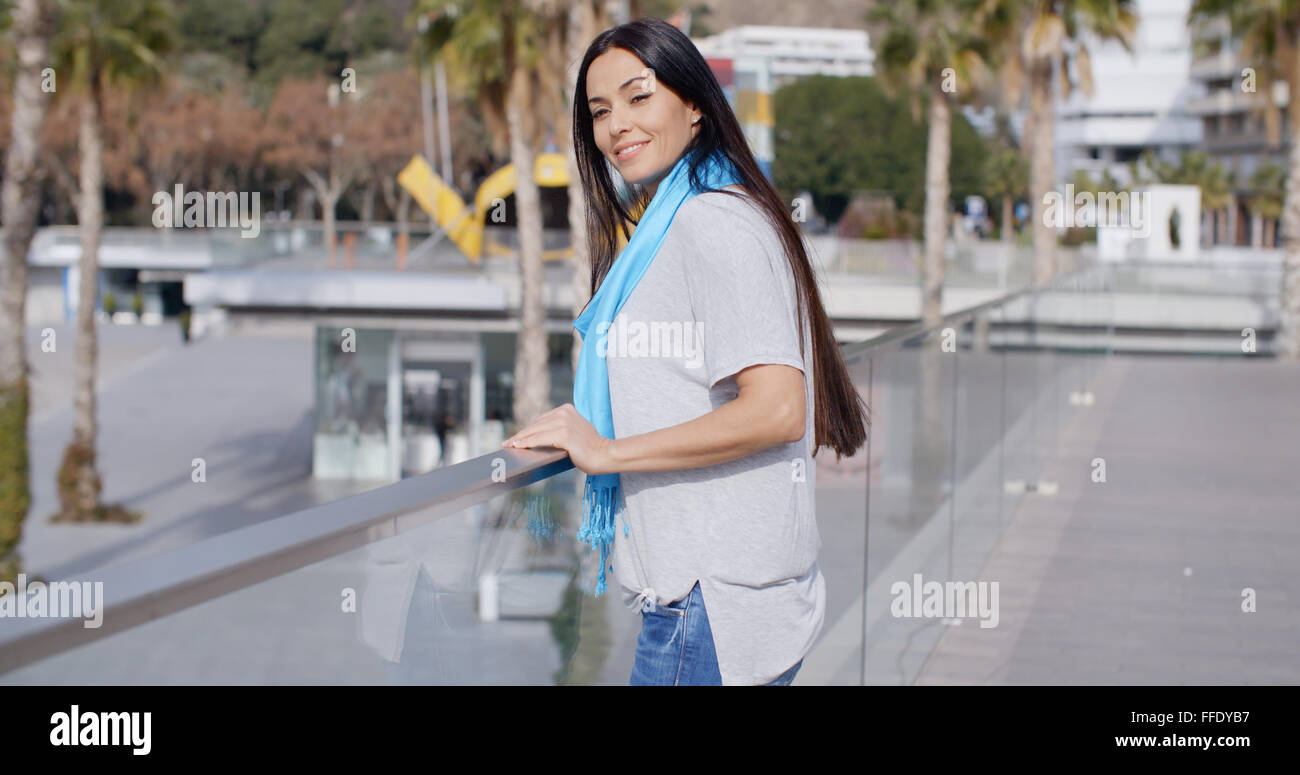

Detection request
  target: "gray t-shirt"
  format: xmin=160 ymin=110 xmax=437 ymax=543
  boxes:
xmin=603 ymin=189 xmax=826 ymax=685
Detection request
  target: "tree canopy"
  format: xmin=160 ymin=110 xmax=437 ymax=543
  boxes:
xmin=773 ymin=74 xmax=990 ymax=225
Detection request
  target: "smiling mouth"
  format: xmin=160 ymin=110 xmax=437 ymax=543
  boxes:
xmin=616 ymin=140 xmax=650 ymax=162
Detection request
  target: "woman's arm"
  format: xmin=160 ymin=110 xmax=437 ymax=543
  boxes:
xmin=606 ymin=363 xmax=806 ymax=473
xmin=501 ymin=363 xmax=806 ymax=476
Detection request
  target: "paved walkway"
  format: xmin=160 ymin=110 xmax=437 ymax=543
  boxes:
xmin=21 ymin=321 xmax=383 ymax=581
xmin=915 ymin=354 xmax=1300 ymax=684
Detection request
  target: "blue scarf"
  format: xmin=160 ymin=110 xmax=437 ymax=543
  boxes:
xmin=571 ymin=146 xmax=742 ymax=596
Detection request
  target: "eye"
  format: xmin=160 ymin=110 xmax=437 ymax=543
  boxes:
xmin=593 ymin=93 xmax=650 ymax=120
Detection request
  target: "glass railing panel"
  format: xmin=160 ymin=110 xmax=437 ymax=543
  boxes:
xmin=0 ymin=467 xmax=626 ymax=685
xmin=800 ymin=351 xmax=871 ymax=685
xmin=947 ymin=308 xmax=1012 ymax=591
xmin=859 ymin=325 xmax=957 ymax=684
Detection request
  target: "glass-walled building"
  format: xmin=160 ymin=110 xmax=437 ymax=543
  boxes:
xmin=311 ymin=325 xmax=575 ymax=482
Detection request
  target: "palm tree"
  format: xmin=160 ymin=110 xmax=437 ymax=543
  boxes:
xmin=979 ymin=0 xmax=1138 ymax=285
xmin=1190 ymin=0 xmax=1300 ymax=359
xmin=0 ymin=0 xmax=56 ymax=583
xmin=48 ymin=0 xmax=174 ymax=522
xmin=871 ymin=0 xmax=991 ymax=330
xmin=1250 ymin=163 xmax=1284 ymax=248
xmin=984 ymin=146 xmax=1029 ymax=243
xmin=414 ymin=0 xmax=567 ymax=429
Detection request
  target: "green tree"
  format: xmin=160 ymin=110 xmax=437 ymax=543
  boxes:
xmin=773 ymin=75 xmax=987 ymax=225
xmin=252 ymin=0 xmax=400 ymax=90
xmin=175 ymin=0 xmax=264 ymax=74
xmin=979 ymin=0 xmax=1139 ymax=285
xmin=984 ymin=146 xmax=1029 ymax=242
xmin=1250 ymin=163 xmax=1284 ymax=248
xmin=48 ymin=0 xmax=174 ymax=523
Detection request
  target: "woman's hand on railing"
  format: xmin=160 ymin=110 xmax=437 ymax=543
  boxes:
xmin=502 ymin=403 xmax=615 ymax=476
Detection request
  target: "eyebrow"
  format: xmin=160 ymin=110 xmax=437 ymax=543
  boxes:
xmin=587 ymin=74 xmax=647 ymax=104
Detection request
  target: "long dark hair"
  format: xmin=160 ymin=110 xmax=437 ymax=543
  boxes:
xmin=572 ymin=18 xmax=868 ymax=460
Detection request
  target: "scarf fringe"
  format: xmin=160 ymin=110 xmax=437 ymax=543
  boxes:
xmin=576 ymin=474 xmax=625 ymax=597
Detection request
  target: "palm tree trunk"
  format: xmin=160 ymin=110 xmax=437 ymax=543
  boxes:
xmin=508 ymin=63 xmax=550 ymax=427
xmin=1001 ymin=194 xmax=1014 ymax=244
xmin=568 ymin=0 xmax=599 ymax=379
xmin=0 ymin=0 xmax=53 ymax=581
xmin=57 ymin=90 xmax=106 ymax=522
xmin=1278 ymin=112 xmax=1300 ymax=360
xmin=1029 ymin=62 xmax=1056 ymax=286
xmin=323 ymin=192 xmax=338 ymax=267
xmin=921 ymin=86 xmax=950 ymax=331
xmin=360 ymin=179 xmax=375 ymax=223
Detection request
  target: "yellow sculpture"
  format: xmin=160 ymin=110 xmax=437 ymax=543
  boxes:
xmin=398 ymin=153 xmax=640 ymax=262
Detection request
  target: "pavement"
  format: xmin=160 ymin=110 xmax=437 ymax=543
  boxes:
xmin=20 ymin=320 xmax=385 ymax=582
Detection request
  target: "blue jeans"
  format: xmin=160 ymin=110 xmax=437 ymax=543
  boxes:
xmin=628 ymin=581 xmax=804 ymax=686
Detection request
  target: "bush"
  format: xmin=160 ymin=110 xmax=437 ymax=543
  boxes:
xmin=103 ymin=292 xmax=117 ymax=315
xmin=1060 ymin=226 xmax=1096 ymax=246
xmin=132 ymin=293 xmax=144 ymax=316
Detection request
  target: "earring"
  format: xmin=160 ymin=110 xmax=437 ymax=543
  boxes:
xmin=692 ymin=116 xmax=702 ymax=125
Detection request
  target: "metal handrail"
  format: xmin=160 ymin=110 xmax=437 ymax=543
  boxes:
xmin=0 ymin=265 xmax=1099 ymax=675
xmin=839 ymin=267 xmax=1094 ymax=365
xmin=0 ymin=446 xmax=572 ymax=674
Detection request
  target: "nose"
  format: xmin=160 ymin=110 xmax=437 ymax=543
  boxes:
xmin=607 ymin=105 xmax=632 ymax=143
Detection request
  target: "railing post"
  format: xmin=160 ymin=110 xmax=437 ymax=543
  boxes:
xmin=479 ymin=572 xmax=499 ymax=621
xmin=972 ymin=309 xmax=989 ymax=353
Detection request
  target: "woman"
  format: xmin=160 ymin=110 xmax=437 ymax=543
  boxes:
xmin=502 ymin=18 xmax=868 ymax=686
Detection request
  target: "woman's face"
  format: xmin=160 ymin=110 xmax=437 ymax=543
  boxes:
xmin=586 ymin=47 xmax=701 ymax=199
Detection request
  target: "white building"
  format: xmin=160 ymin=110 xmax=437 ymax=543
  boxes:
xmin=1054 ymin=0 xmax=1204 ymax=187
xmin=691 ymin=25 xmax=876 ymax=86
